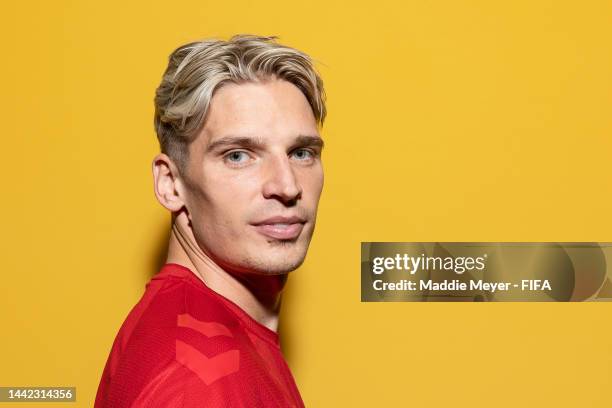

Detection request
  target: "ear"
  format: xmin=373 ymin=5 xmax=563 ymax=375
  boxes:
xmin=152 ymin=153 xmax=187 ymax=213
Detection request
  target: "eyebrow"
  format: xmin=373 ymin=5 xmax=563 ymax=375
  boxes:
xmin=206 ymin=134 xmax=324 ymax=152
xmin=295 ymin=135 xmax=325 ymax=150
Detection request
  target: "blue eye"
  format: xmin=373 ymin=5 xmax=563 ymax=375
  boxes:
xmin=292 ymin=148 xmax=314 ymax=161
xmin=225 ymin=151 xmax=250 ymax=163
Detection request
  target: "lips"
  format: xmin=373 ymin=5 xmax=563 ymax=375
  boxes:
xmin=251 ymin=216 xmax=306 ymax=240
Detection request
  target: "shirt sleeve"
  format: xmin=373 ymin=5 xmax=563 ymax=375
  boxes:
xmin=129 ymin=359 xmax=238 ymax=408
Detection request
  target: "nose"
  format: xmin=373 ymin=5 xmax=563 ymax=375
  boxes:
xmin=261 ymin=155 xmax=302 ymax=205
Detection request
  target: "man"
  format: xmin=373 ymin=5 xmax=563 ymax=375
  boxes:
xmin=95 ymin=34 xmax=326 ymax=407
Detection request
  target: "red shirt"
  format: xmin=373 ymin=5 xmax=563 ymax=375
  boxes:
xmin=95 ymin=263 xmax=305 ymax=407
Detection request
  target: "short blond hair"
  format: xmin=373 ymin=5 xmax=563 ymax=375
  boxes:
xmin=153 ymin=34 xmax=327 ymax=174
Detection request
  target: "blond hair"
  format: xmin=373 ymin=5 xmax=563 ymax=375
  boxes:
xmin=153 ymin=34 xmax=327 ymax=174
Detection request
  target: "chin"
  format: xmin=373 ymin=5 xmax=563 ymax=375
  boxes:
xmin=243 ymin=245 xmax=309 ymax=275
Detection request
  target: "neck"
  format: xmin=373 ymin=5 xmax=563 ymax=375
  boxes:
xmin=165 ymin=214 xmax=287 ymax=332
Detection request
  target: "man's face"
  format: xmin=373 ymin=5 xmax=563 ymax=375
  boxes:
xmin=179 ymin=77 xmax=324 ymax=275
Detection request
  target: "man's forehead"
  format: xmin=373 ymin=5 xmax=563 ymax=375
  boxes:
xmin=192 ymin=79 xmax=321 ymax=149
xmin=203 ymin=80 xmax=318 ymax=129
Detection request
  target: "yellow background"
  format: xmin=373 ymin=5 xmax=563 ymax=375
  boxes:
xmin=2 ymin=0 xmax=611 ymax=406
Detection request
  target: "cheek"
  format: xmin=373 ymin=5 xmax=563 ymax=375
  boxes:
xmin=190 ymin=198 xmax=245 ymax=253
xmin=300 ymin=166 xmax=324 ymax=198
xmin=192 ymin=169 xmax=258 ymax=229
xmin=316 ymin=167 xmax=324 ymax=193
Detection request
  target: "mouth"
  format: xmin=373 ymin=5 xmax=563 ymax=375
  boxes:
xmin=251 ymin=216 xmax=306 ymax=240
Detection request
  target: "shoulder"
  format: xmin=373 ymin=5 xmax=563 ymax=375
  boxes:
xmin=97 ymin=270 xmax=246 ymax=408
xmin=127 ymin=358 xmax=240 ymax=408
xmin=116 ymin=271 xmax=244 ymax=365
